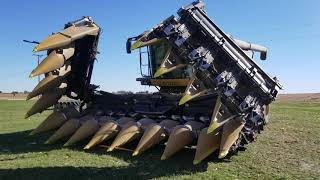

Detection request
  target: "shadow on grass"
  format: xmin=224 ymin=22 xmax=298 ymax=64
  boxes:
xmin=0 ymin=163 xmax=207 ymax=180
xmin=0 ymin=130 xmax=63 ymax=154
xmin=0 ymin=130 xmax=224 ymax=179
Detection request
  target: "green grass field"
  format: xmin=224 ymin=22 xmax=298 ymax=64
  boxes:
xmin=0 ymin=100 xmax=319 ymax=179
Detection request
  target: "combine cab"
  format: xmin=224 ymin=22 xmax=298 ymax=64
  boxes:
xmin=26 ymin=1 xmax=282 ymax=164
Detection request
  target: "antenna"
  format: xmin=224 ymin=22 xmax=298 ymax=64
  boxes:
xmin=23 ymin=40 xmax=44 ymax=84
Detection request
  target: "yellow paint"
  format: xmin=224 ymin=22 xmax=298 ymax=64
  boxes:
xmin=218 ymin=149 xmax=229 ymax=159
xmin=132 ymin=151 xmax=139 ymax=156
xmin=32 ymin=46 xmax=38 ymax=53
xmin=130 ymin=40 xmax=142 ymax=50
xmin=107 ymin=147 xmax=114 ymax=152
xmin=179 ymin=94 xmax=193 ymax=105
xmin=153 ymin=67 xmax=168 ymax=78
xmin=207 ymin=96 xmax=222 ymax=133
xmin=193 ymin=160 xmax=200 ymax=165
xmin=207 ymin=121 xmax=219 ymax=134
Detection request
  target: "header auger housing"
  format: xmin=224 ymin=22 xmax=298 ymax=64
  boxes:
xmin=26 ymin=1 xmax=281 ymax=165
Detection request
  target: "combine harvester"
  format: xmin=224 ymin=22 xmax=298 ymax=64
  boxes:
xmin=26 ymin=1 xmax=282 ymax=164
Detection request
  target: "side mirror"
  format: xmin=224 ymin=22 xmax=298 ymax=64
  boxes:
xmin=126 ymin=38 xmax=132 ymax=54
xmin=260 ymin=51 xmax=267 ymax=61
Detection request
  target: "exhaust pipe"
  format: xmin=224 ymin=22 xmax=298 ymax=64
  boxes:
xmin=233 ymin=38 xmax=268 ymax=60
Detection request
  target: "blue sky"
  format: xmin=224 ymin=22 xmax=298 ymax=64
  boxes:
xmin=0 ymin=0 xmax=319 ymax=93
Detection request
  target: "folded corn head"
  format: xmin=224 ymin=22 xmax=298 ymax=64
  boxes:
xmin=26 ymin=1 xmax=282 ymax=164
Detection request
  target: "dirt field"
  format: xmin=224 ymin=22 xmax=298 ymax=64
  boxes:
xmin=0 ymin=93 xmax=29 ymax=100
xmin=277 ymin=93 xmax=320 ymax=103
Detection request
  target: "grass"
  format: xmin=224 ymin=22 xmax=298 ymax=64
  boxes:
xmin=0 ymin=100 xmax=319 ymax=179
